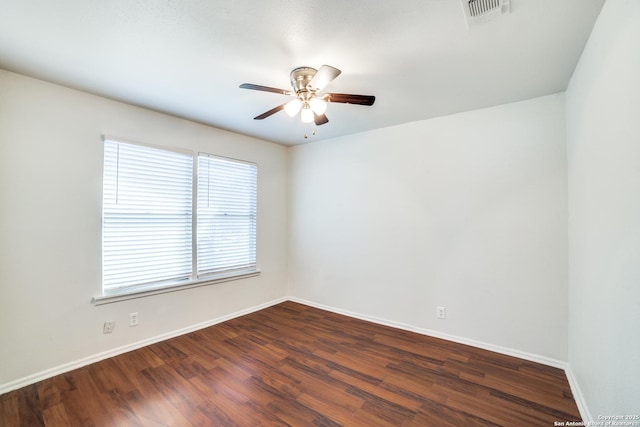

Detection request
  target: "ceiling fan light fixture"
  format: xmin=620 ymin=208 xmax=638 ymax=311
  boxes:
xmin=300 ymin=105 xmax=314 ymax=123
xmin=309 ymin=97 xmax=327 ymax=115
xmin=284 ymin=98 xmax=302 ymax=117
xmin=239 ymin=64 xmax=375 ymax=127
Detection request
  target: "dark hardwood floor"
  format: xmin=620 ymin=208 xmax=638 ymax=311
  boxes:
xmin=0 ymin=301 xmax=581 ymax=426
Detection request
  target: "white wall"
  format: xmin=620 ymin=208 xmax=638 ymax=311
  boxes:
xmin=566 ymin=0 xmax=640 ymax=419
xmin=289 ymin=94 xmax=568 ymax=361
xmin=0 ymin=70 xmax=288 ymax=388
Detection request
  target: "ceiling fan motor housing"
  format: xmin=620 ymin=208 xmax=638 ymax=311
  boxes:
xmin=290 ymin=67 xmax=317 ymax=96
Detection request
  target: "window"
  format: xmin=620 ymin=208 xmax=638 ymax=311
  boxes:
xmin=101 ymin=137 xmax=258 ymax=298
xmin=197 ymin=154 xmax=257 ymax=278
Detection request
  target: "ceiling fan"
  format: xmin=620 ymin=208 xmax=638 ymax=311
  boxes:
xmin=239 ymin=65 xmax=375 ymax=126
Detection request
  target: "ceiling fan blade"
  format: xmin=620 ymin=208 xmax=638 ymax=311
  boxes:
xmin=254 ymin=104 xmax=285 ymax=120
xmin=325 ymin=93 xmax=376 ymax=106
xmin=308 ymin=65 xmax=341 ymax=91
xmin=314 ymin=113 xmax=329 ymax=126
xmin=240 ymin=83 xmax=293 ymax=96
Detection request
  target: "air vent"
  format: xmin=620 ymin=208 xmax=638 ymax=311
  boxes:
xmin=461 ymin=0 xmax=510 ymax=27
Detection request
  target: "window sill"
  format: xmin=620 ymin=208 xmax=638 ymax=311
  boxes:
xmin=91 ymin=269 xmax=261 ymax=306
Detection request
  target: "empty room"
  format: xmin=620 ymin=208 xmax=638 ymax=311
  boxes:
xmin=0 ymin=0 xmax=638 ymax=425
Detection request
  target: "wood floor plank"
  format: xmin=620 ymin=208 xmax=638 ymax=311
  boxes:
xmin=125 ymin=389 xmax=192 ymax=427
xmin=35 ymin=379 xmax=62 ymax=412
xmin=0 ymin=301 xmax=582 ymax=426
xmin=0 ymin=396 xmax=20 ymax=426
xmin=41 ymin=403 xmax=70 ymax=426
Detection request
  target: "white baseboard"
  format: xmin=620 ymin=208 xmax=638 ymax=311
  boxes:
xmin=0 ymin=296 xmax=287 ymax=396
xmin=289 ymin=297 xmax=596 ymax=422
xmin=565 ymin=364 xmax=592 ymax=422
xmin=291 ymin=298 xmax=594 ymax=419
xmin=289 ymin=296 xmax=569 ymax=370
xmin=1 ymin=294 xmax=591 ymax=425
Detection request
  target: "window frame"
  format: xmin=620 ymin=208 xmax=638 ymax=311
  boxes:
xmin=93 ymin=135 xmax=260 ymax=305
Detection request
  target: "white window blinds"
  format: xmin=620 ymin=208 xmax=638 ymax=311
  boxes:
xmin=197 ymin=154 xmax=257 ymax=278
xmin=102 ymin=140 xmax=193 ymax=292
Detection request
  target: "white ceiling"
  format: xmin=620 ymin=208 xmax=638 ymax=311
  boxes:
xmin=0 ymin=0 xmax=604 ymax=146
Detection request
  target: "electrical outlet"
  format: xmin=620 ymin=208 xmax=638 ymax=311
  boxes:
xmin=437 ymin=306 xmax=446 ymax=319
xmin=103 ymin=321 xmax=115 ymax=333
xmin=129 ymin=312 xmax=139 ymax=327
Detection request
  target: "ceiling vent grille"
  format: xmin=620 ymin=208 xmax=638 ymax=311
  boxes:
xmin=462 ymin=0 xmax=510 ymax=27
